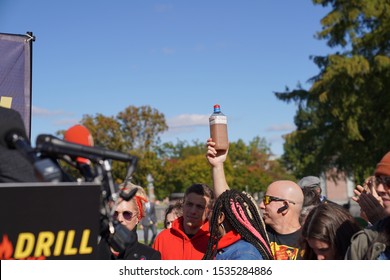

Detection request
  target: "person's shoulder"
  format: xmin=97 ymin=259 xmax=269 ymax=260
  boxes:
xmin=155 ymin=228 xmax=171 ymax=238
xmin=234 ymin=239 xmax=257 ymax=250
xmin=346 ymin=227 xmax=379 ymax=260
xmin=351 ymin=227 xmax=378 ymax=243
xmin=154 ymin=227 xmax=182 ymax=243
xmin=220 ymin=240 xmax=263 ymax=260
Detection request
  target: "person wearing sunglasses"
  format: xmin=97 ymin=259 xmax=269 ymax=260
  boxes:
xmin=353 ymin=152 xmax=390 ymax=226
xmin=98 ymin=182 xmax=161 ymax=260
xmin=259 ymin=181 xmax=304 ymax=260
xmin=206 ymin=138 xmax=304 ymax=260
xmin=346 ymin=151 xmax=390 ymax=259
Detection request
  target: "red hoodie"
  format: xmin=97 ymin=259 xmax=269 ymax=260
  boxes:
xmin=152 ymin=216 xmax=210 ymax=260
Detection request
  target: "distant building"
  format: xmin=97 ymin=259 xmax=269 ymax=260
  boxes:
xmin=320 ymin=168 xmax=359 ymax=217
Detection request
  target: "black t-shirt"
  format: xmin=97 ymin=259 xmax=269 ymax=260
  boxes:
xmin=267 ymin=226 xmax=303 ymax=260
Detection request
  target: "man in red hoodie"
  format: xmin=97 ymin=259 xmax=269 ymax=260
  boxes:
xmin=152 ymin=183 xmax=214 ymax=259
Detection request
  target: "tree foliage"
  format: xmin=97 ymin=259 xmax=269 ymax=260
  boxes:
xmin=79 ymin=105 xmax=168 ymax=183
xmin=57 ymin=105 xmax=294 ymax=200
xmin=275 ymin=0 xmax=390 ymax=183
xmin=117 ymin=105 xmax=168 ymax=152
xmin=157 ymin=137 xmax=294 ymax=198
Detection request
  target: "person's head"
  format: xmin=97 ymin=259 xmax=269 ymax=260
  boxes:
xmin=301 ymin=202 xmax=361 ymax=260
xmin=182 ymin=183 xmax=214 ymax=234
xmin=203 ymin=189 xmax=273 ymax=260
xmin=298 ymin=176 xmax=322 ymax=195
xmin=299 ymin=187 xmax=322 ymax=225
xmin=374 ymin=152 xmax=390 ymax=216
xmin=114 ymin=181 xmax=148 ymax=232
xmin=164 ymin=200 xmax=183 ymax=229
xmin=259 ymin=180 xmax=304 ymax=233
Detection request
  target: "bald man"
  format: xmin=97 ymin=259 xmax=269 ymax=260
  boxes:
xmin=259 ymin=180 xmax=304 ymax=260
xmin=206 ymin=138 xmax=304 ymax=260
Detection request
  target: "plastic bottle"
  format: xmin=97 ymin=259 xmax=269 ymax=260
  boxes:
xmin=209 ymin=104 xmax=229 ymax=151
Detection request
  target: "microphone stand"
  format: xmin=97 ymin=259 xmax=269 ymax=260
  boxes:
xmin=91 ymin=158 xmax=138 ymax=255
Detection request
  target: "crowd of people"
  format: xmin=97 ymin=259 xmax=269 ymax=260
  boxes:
xmin=107 ymin=138 xmax=389 ymax=260
xmin=1 ymin=107 xmax=389 ymax=260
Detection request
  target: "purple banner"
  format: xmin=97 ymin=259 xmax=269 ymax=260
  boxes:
xmin=0 ymin=32 xmax=34 ymax=138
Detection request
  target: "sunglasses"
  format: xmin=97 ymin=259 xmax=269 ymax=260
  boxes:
xmin=113 ymin=210 xmax=136 ymax=221
xmin=263 ymin=195 xmax=296 ymax=205
xmin=375 ymin=176 xmax=390 ymax=188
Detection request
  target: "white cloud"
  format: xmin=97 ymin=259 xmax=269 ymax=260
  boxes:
xmin=167 ymin=114 xmax=208 ymax=128
xmin=32 ymin=106 xmax=79 ymax=128
xmin=32 ymin=106 xmax=67 ymax=117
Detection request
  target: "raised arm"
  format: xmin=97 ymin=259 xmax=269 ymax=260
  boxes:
xmin=206 ymin=138 xmax=229 ymax=198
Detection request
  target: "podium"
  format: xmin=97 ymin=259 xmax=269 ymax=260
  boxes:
xmin=0 ymin=182 xmax=101 ymax=259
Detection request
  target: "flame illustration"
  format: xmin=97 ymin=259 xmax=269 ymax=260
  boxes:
xmin=0 ymin=234 xmax=46 ymax=260
xmin=0 ymin=235 xmax=14 ymax=259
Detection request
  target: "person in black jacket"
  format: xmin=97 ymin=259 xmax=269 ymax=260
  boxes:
xmin=98 ymin=182 xmax=161 ymax=260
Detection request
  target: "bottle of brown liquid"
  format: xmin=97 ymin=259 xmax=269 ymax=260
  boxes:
xmin=209 ymin=104 xmax=229 ymax=151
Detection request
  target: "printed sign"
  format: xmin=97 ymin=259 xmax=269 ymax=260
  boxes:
xmin=0 ymin=182 xmax=101 ymax=259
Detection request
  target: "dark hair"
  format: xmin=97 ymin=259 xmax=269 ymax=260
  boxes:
xmin=299 ymin=188 xmax=322 ymax=225
xmin=301 ymin=202 xmax=361 ymax=259
xmin=164 ymin=200 xmax=183 ymax=228
xmin=203 ymin=189 xmax=273 ymax=260
xmin=184 ymin=183 xmax=214 ymax=209
xmin=302 ymin=187 xmax=321 ymax=207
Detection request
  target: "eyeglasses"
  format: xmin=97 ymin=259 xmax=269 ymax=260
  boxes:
xmin=113 ymin=210 xmax=136 ymax=221
xmin=263 ymin=195 xmax=296 ymax=205
xmin=375 ymin=176 xmax=390 ymax=188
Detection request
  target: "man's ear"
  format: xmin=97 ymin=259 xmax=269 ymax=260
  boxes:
xmin=277 ymin=202 xmax=289 ymax=213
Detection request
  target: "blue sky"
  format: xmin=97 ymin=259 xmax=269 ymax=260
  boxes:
xmin=1 ymin=0 xmax=332 ymax=157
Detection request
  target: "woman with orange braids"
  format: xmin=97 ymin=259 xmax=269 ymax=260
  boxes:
xmin=98 ymin=181 xmax=161 ymax=260
xmin=203 ymin=189 xmax=273 ymax=260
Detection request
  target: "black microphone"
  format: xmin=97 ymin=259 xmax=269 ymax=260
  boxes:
xmin=0 ymin=108 xmax=62 ymax=182
xmin=36 ymin=134 xmax=136 ymax=163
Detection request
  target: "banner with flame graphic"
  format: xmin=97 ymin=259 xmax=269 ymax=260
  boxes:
xmin=0 ymin=182 xmax=101 ymax=259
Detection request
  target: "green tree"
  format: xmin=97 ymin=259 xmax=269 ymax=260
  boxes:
xmin=275 ymin=0 xmax=390 ymax=183
xmin=159 ymin=153 xmax=212 ymax=196
xmin=56 ymin=107 xmax=293 ymax=201
xmin=229 ymin=137 xmax=295 ymax=193
xmin=117 ymin=105 xmax=168 ymax=152
xmin=63 ymin=105 xmax=168 ymax=184
xmin=155 ymin=136 xmax=294 ymax=199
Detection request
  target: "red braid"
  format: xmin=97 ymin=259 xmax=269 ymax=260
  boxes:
xmin=135 ymin=196 xmax=148 ymax=220
xmin=230 ymin=199 xmax=273 ymax=257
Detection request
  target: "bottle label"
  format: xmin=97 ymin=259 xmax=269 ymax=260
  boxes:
xmin=209 ymin=115 xmax=227 ymax=125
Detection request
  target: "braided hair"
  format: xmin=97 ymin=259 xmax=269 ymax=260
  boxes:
xmin=203 ymin=189 xmax=273 ymax=260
